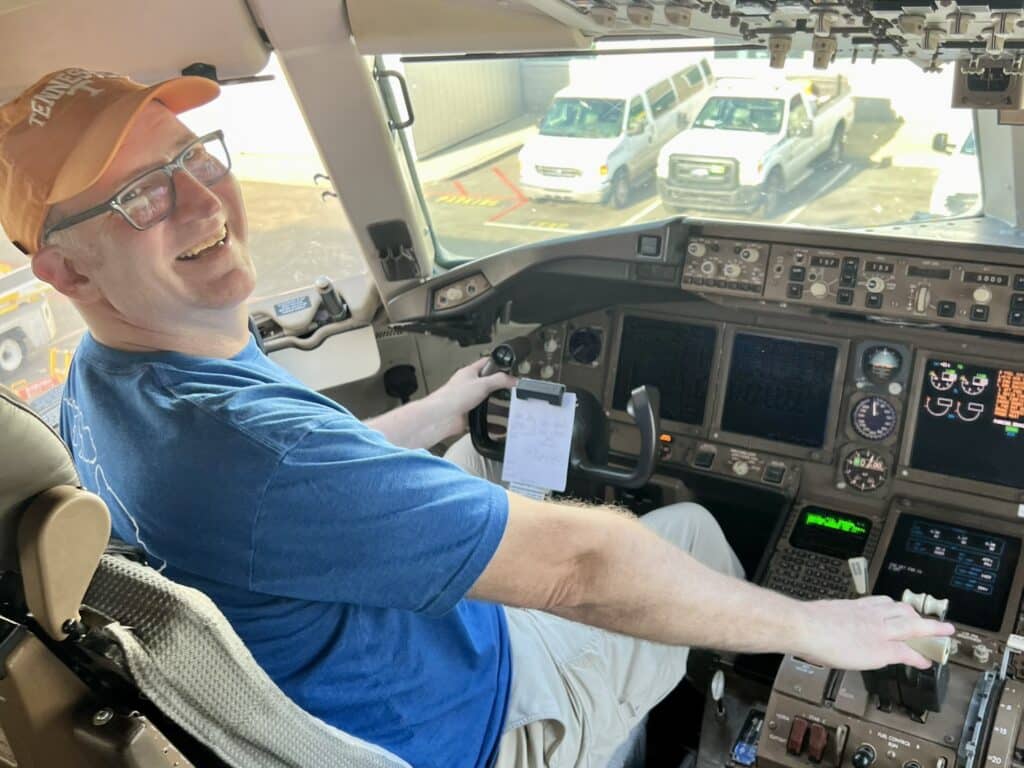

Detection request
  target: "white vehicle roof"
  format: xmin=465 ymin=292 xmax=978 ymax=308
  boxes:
xmin=555 ymin=53 xmax=707 ymax=100
xmin=704 ymin=77 xmax=801 ymax=101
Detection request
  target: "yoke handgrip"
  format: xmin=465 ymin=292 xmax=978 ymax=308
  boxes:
xmin=573 ymin=385 xmax=660 ymax=490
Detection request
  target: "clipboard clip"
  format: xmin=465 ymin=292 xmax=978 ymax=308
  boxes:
xmin=515 ymin=379 xmax=565 ymax=406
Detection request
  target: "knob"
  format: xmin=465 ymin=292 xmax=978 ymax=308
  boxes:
xmin=517 ymin=361 xmax=532 ymax=376
xmin=973 ymin=644 xmax=992 ymax=664
xmin=914 ymin=286 xmax=931 ymax=314
xmin=733 ymin=460 xmax=750 ymax=477
xmin=540 ymin=364 xmax=554 ymax=380
xmin=543 ymin=337 xmax=559 ymax=353
xmin=740 ymin=247 xmax=760 ymax=262
xmin=973 ymin=287 xmax=993 ymax=304
xmin=810 ymin=282 xmax=828 ymax=299
xmin=852 ymin=745 xmax=876 ymax=768
xmin=723 ymin=263 xmax=742 ymax=279
xmin=866 ymin=276 xmax=886 ymax=293
xmin=688 ymin=242 xmax=707 ymax=258
xmin=444 ymin=286 xmax=464 ymax=303
xmin=700 ymin=261 xmax=716 ymax=276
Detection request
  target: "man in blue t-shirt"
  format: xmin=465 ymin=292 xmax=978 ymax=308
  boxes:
xmin=0 ymin=69 xmax=953 ymax=768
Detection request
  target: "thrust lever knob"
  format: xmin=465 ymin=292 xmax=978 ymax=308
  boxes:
xmin=902 ymin=590 xmax=949 ymax=619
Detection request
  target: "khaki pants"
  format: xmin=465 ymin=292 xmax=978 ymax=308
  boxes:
xmin=444 ymin=437 xmax=744 ymax=768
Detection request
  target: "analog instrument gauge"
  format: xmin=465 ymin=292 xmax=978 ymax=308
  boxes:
xmin=959 ymin=372 xmax=990 ymax=396
xmin=863 ymin=345 xmax=903 ymax=383
xmin=568 ymin=328 xmax=602 ymax=365
xmin=928 ymin=368 xmax=958 ymax=391
xmin=843 ymin=449 xmax=889 ymax=492
xmin=851 ymin=396 xmax=898 ymax=441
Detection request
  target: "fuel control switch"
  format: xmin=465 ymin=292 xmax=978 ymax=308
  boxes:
xmin=851 ymin=745 xmax=876 ymax=768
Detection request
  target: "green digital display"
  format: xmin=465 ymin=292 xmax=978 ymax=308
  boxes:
xmin=790 ymin=506 xmax=872 ymax=559
xmin=804 ymin=512 xmax=868 ymax=536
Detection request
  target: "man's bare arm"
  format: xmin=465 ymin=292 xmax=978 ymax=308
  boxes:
xmin=366 ymin=359 xmax=515 ymax=450
xmin=469 ymin=492 xmax=954 ymax=671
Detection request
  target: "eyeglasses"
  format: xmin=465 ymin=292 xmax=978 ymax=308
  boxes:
xmin=43 ymin=130 xmax=231 ymax=242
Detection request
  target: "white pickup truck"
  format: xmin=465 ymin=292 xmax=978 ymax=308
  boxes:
xmin=656 ymin=76 xmax=854 ymax=216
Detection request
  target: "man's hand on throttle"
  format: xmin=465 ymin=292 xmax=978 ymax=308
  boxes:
xmin=436 ymin=358 xmax=517 ymax=435
xmin=795 ymin=595 xmax=955 ymax=670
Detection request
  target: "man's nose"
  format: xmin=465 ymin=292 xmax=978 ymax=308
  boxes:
xmin=171 ymin=168 xmax=223 ymax=221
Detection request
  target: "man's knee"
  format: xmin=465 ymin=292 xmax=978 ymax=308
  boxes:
xmin=640 ymin=502 xmax=744 ymax=578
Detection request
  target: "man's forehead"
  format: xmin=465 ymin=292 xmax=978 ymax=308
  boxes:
xmin=65 ymin=106 xmax=195 ymax=209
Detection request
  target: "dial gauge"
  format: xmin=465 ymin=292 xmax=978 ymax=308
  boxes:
xmin=843 ymin=448 xmax=889 ymax=492
xmin=863 ymin=346 xmax=903 ymax=383
xmin=567 ymin=328 xmax=602 ymax=365
xmin=959 ymin=372 xmax=989 ymax=396
xmin=928 ymin=368 xmax=958 ymax=391
xmin=851 ymin=396 xmax=898 ymax=440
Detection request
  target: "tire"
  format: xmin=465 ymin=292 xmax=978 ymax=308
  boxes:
xmin=0 ymin=333 xmax=27 ymax=375
xmin=608 ymin=169 xmax=631 ymax=209
xmin=825 ymin=123 xmax=846 ymax=167
xmin=761 ymin=169 xmax=785 ymax=218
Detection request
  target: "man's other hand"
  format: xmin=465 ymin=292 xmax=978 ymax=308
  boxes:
xmin=437 ymin=358 xmax=518 ymax=434
xmin=795 ymin=596 xmax=956 ymax=670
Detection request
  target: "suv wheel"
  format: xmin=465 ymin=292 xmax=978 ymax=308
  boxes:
xmin=609 ymin=169 xmax=631 ymax=209
xmin=0 ymin=334 xmax=27 ymax=375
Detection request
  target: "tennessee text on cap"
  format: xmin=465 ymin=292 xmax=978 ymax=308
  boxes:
xmin=0 ymin=67 xmax=219 ymax=254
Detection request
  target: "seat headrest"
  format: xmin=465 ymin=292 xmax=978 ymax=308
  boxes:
xmin=0 ymin=386 xmax=79 ymax=572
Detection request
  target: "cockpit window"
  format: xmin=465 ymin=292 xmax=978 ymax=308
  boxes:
xmin=539 ymin=98 xmax=625 ymax=139
xmin=383 ymin=49 xmax=985 ymax=264
xmin=962 ymin=133 xmax=977 ymax=155
xmin=694 ymin=97 xmax=784 ymax=133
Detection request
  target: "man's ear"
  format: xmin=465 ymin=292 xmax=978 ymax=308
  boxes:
xmin=31 ymin=245 xmax=100 ymax=303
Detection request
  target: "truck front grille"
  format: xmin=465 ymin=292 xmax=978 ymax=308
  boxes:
xmin=668 ymin=156 xmax=738 ymax=189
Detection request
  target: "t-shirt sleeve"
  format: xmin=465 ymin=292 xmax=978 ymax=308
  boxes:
xmin=250 ymin=412 xmax=509 ymax=616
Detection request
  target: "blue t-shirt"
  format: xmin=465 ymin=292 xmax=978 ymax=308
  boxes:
xmin=60 ymin=332 xmax=511 ymax=768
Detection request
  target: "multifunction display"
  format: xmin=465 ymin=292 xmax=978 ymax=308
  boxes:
xmin=910 ymin=358 xmax=1024 ymax=489
xmin=721 ymin=334 xmax=839 ymax=448
xmin=789 ymin=507 xmax=871 ymax=559
xmin=613 ymin=317 xmax=716 ymax=425
xmin=874 ymin=514 xmax=1021 ymax=632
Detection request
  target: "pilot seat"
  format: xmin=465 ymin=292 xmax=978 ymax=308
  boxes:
xmin=0 ymin=384 xmax=408 ymax=767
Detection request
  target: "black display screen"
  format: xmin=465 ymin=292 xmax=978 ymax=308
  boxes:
xmin=720 ymin=334 xmax=839 ymax=448
xmin=612 ymin=317 xmax=716 ymax=425
xmin=910 ymin=358 xmax=1024 ymax=489
xmin=789 ymin=507 xmax=872 ymax=559
xmin=874 ymin=514 xmax=1021 ymax=632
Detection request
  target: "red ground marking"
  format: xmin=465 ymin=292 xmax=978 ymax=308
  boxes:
xmin=488 ymin=165 xmax=529 ymax=222
xmin=452 ymin=179 xmax=469 ymax=196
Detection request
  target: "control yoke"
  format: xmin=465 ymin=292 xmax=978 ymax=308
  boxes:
xmin=468 ymin=337 xmax=660 ymax=489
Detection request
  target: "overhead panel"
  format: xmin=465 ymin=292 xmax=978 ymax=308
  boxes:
xmin=0 ymin=0 xmax=269 ymax=102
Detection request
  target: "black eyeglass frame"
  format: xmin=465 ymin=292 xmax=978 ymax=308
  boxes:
xmin=42 ymin=130 xmax=231 ymax=243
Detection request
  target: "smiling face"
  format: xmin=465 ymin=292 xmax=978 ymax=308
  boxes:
xmin=37 ymin=102 xmax=255 ymax=343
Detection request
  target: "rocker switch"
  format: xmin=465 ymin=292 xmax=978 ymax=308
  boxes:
xmin=808 ymin=723 xmax=829 ymax=763
xmin=787 ymin=716 xmax=810 ymax=755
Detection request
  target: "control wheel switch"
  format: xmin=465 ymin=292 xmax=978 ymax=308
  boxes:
xmin=851 ymin=744 xmax=876 ymax=768
xmin=787 ymin=716 xmax=810 ymax=756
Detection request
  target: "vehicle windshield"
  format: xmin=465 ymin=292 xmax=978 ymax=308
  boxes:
xmin=386 ymin=48 xmax=986 ymax=263
xmin=694 ymin=97 xmax=784 ymax=133
xmin=539 ymin=98 xmax=625 ymax=139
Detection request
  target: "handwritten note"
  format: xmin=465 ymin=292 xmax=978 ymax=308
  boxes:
xmin=501 ymin=388 xmax=576 ymax=493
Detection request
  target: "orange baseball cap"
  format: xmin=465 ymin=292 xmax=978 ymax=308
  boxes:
xmin=0 ymin=67 xmax=220 ymax=254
